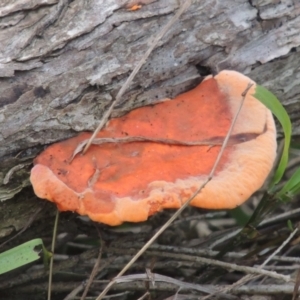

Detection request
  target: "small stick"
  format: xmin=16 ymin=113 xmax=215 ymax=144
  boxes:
xmin=82 ymin=0 xmax=192 ymax=154
xmin=80 ymin=230 xmax=104 ymax=300
xmin=47 ymin=210 xmax=60 ymax=300
xmin=95 ymin=83 xmax=253 ymax=300
xmin=200 ymin=226 xmax=297 ymax=299
xmin=70 ymin=133 xmax=259 ymax=162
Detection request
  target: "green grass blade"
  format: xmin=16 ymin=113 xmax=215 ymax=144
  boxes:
xmin=0 ymin=238 xmax=47 ymax=274
xmin=276 ymin=167 xmax=300 ymax=199
xmin=291 ymin=182 xmax=300 ymax=196
xmin=253 ymin=85 xmax=292 ymax=187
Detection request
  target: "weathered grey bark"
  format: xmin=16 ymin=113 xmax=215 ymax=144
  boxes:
xmin=0 ymin=0 xmax=300 ymax=237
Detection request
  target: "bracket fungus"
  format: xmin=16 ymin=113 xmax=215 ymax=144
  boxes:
xmin=30 ymin=70 xmax=277 ymax=226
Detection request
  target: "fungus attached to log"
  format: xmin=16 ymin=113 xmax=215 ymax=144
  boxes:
xmin=30 ymin=70 xmax=277 ymax=226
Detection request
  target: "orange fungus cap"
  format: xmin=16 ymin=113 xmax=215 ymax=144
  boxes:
xmin=30 ymin=70 xmax=277 ymax=225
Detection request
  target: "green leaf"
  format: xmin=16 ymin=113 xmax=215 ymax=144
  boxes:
xmin=0 ymin=238 xmax=49 ymax=274
xmin=229 ymin=206 xmax=250 ymax=226
xmin=253 ymin=85 xmax=292 ymax=187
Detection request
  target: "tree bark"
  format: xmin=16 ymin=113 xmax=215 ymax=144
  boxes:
xmin=0 ymin=0 xmax=300 ymax=246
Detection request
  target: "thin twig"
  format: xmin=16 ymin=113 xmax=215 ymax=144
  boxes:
xmin=13 ymin=281 xmax=300 ymax=296
xmin=292 ymin=268 xmax=300 ymax=300
xmin=209 ymin=208 xmax=300 ymax=250
xmin=48 ymin=210 xmax=60 ymax=300
xmin=110 ymin=242 xmax=300 ymax=264
xmin=71 ymin=134 xmax=257 ymax=161
xmin=200 ymin=226 xmax=298 ymax=299
xmin=209 ymin=228 xmax=241 ymax=250
xmin=80 ymin=230 xmax=104 ymax=300
xmin=63 ymin=285 xmax=84 ymax=300
xmin=82 ymin=0 xmax=192 ymax=154
xmin=80 ymin=248 xmax=103 ymax=299
xmin=95 ymin=82 xmax=253 ymax=299
xmin=261 ymin=228 xmax=298 ymax=267
xmin=113 ymin=272 xmax=219 ymax=294
xmin=137 ymin=292 xmax=150 ymax=300
xmin=103 ymin=282 xmax=300 ymax=295
xmin=258 ymin=265 xmax=300 ymax=270
xmin=260 ymin=207 xmax=300 ymax=226
xmin=210 ymin=208 xmax=300 ymax=249
xmin=144 ymin=250 xmax=290 ymax=283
